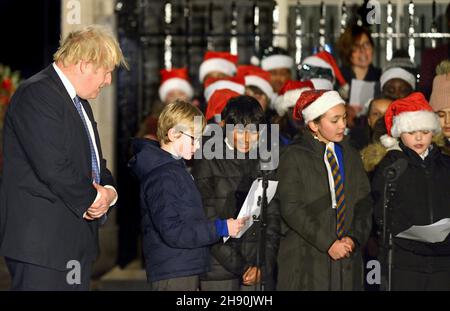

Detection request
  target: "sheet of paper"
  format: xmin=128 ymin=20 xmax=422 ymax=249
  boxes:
xmin=395 ymin=218 xmax=450 ymax=243
xmin=223 ymin=178 xmax=278 ymax=243
xmin=349 ymin=79 xmax=375 ymax=111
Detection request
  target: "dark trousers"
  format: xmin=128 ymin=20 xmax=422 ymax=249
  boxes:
xmin=392 ymin=268 xmax=450 ymax=291
xmin=5 ymin=257 xmax=92 ymax=291
xmin=150 ymin=275 xmax=199 ymax=291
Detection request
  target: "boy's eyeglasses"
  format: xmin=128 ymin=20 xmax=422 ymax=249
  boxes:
xmin=180 ymin=131 xmax=201 ymax=145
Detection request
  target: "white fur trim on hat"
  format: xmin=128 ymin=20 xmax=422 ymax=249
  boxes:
xmin=380 ymin=67 xmax=416 ymax=90
xmin=261 ymin=55 xmax=294 ymax=71
xmin=390 ymin=110 xmax=441 ymax=138
xmin=380 ymin=134 xmax=399 ymax=149
xmin=302 ymin=56 xmax=333 ymax=71
xmin=311 ymin=78 xmax=334 ymax=90
xmin=274 ymin=87 xmax=311 ymax=116
xmin=199 ymin=58 xmax=237 ymax=82
xmin=302 ymin=90 xmax=345 ymax=122
xmin=159 ymin=78 xmax=194 ymax=102
xmin=203 ymin=80 xmax=245 ymax=101
xmin=245 ymin=75 xmax=274 ymax=100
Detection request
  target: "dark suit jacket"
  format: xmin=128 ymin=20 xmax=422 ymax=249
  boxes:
xmin=0 ymin=65 xmax=115 ymax=271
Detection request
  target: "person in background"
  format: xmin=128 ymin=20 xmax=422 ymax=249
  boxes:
xmin=237 ymin=65 xmax=275 ymax=112
xmin=356 ymin=97 xmax=392 ymax=291
xmin=300 ymin=51 xmax=348 ymax=93
xmin=349 ymin=96 xmax=393 ymax=150
xmin=159 ymin=68 xmax=194 ymax=105
xmin=128 ymin=100 xmax=247 ymax=291
xmin=272 ymin=80 xmax=314 ymax=146
xmin=372 ymin=92 xmax=450 ymax=290
xmin=336 ymin=24 xmax=381 ymax=101
xmin=380 ymin=54 xmax=416 ymax=100
xmin=203 ymin=76 xmax=245 ymax=110
xmin=139 ymin=68 xmax=195 ymax=141
xmin=260 ymin=46 xmax=294 ymax=94
xmin=199 ymin=51 xmax=238 ymax=84
xmin=276 ymin=90 xmax=372 ymax=290
xmin=430 ymin=60 xmax=450 ymax=156
xmin=419 ymin=4 xmax=450 ymax=99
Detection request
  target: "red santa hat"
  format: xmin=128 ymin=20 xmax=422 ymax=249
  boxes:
xmin=203 ymin=76 xmax=245 ymax=102
xmin=237 ymin=65 xmax=275 ymax=100
xmin=199 ymin=51 xmax=238 ymax=83
xmin=380 ymin=92 xmax=441 ymax=148
xmin=302 ymin=51 xmax=347 ymax=87
xmin=274 ymin=80 xmax=314 ymax=116
xmin=158 ymin=68 xmax=194 ymax=102
xmin=293 ymin=89 xmax=345 ymax=122
xmin=205 ymin=89 xmax=240 ymax=121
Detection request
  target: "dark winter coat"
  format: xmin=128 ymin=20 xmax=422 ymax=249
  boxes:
xmin=371 ymin=143 xmax=450 ymax=276
xmin=276 ymin=131 xmax=373 ymax=290
xmin=128 ymin=139 xmax=220 ymax=282
xmin=192 ymin=139 xmax=280 ymax=288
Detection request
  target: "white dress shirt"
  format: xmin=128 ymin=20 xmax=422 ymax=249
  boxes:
xmin=52 ymin=63 xmax=117 ymax=207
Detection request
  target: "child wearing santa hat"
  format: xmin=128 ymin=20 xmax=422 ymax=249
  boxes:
xmin=260 ymin=46 xmax=294 ymax=93
xmin=300 ymin=51 xmax=348 ymax=93
xmin=237 ymin=65 xmax=275 ymax=111
xmin=159 ymin=68 xmax=194 ymax=105
xmin=372 ymin=92 xmax=450 ymax=290
xmin=276 ymin=89 xmax=372 ymax=290
xmin=272 ymin=80 xmax=314 ymax=146
xmin=199 ymin=51 xmax=238 ymax=83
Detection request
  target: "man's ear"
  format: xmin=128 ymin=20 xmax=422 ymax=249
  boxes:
xmin=219 ymin=120 xmax=225 ymax=128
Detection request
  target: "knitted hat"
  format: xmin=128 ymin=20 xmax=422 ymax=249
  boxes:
xmin=293 ymin=90 xmax=345 ymax=122
xmin=301 ymin=51 xmax=347 ymax=86
xmin=380 ymin=92 xmax=441 ymax=148
xmin=199 ymin=51 xmax=238 ymax=83
xmin=260 ymin=46 xmax=294 ymax=71
xmin=205 ymin=89 xmax=240 ymax=121
xmin=203 ymin=76 xmax=245 ymax=102
xmin=274 ymin=80 xmax=314 ymax=116
xmin=430 ymin=73 xmax=450 ymax=112
xmin=237 ymin=65 xmax=275 ymax=100
xmin=380 ymin=57 xmax=416 ymax=90
xmin=158 ymin=68 xmax=194 ymax=102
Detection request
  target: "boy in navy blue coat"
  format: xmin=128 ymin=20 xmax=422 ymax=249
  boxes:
xmin=129 ymin=100 xmax=247 ymax=290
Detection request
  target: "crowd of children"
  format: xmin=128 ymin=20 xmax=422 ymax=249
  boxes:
xmin=129 ymin=21 xmax=450 ymax=291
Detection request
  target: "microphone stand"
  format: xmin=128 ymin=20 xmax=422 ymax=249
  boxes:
xmin=380 ymin=158 xmax=407 ymax=291
xmin=254 ymin=169 xmax=269 ymax=291
xmin=381 ymin=179 xmax=396 ymax=291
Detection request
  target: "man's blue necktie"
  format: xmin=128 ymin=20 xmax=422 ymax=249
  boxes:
xmin=73 ymin=96 xmax=100 ymax=184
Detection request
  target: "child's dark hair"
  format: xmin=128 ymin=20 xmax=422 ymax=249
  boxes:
xmin=367 ymin=96 xmax=392 ymax=115
xmin=371 ymin=117 xmax=388 ymax=143
xmin=221 ymin=95 xmax=265 ymax=126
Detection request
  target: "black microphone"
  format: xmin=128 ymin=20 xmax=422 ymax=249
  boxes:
xmin=383 ymin=158 xmax=408 ymax=182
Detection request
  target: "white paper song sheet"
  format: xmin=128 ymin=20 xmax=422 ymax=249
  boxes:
xmin=223 ymin=178 xmax=278 ymax=243
xmin=395 ymin=218 xmax=450 ymax=243
xmin=349 ymin=79 xmax=375 ymax=110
